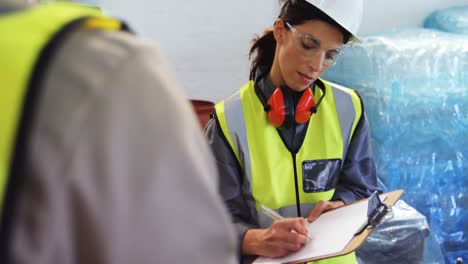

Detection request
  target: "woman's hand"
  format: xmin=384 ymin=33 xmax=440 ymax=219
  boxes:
xmin=307 ymin=200 xmax=345 ymax=223
xmin=242 ymin=218 xmax=309 ymax=258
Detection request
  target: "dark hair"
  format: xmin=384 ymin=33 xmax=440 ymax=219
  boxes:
xmin=249 ymin=0 xmax=352 ymax=80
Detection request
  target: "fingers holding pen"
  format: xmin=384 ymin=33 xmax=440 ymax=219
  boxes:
xmin=264 ymin=218 xmax=309 ymax=255
xmin=242 ymin=217 xmax=311 ymax=258
xmin=273 ymin=218 xmax=308 ymax=239
xmin=289 ymin=217 xmax=309 ymax=236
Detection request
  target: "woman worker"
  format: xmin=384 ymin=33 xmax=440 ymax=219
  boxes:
xmin=204 ymin=0 xmax=380 ymax=262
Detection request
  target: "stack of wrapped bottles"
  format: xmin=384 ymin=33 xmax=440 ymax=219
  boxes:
xmin=323 ymin=5 xmax=468 ymax=263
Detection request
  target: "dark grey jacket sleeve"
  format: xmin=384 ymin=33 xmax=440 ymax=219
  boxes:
xmin=204 ymin=117 xmax=257 ymax=246
xmin=332 ymin=108 xmax=381 ymax=204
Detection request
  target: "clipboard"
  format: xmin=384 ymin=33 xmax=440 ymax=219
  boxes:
xmin=248 ymin=189 xmax=404 ymax=264
xmin=295 ymin=189 xmax=404 ymax=263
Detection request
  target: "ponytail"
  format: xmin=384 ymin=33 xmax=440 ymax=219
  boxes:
xmin=249 ymin=29 xmax=276 ymax=81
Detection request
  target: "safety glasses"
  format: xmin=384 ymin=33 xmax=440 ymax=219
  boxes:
xmin=285 ymin=22 xmax=343 ymax=66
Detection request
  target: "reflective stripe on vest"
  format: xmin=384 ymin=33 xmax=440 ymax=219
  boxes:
xmin=216 ymin=80 xmax=361 ymax=263
xmin=215 ymin=79 xmax=362 ymax=221
xmin=0 ymin=2 xmax=124 ymax=214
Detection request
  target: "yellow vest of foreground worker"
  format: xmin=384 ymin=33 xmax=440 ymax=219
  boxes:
xmin=216 ymin=80 xmax=362 ymax=264
xmin=0 ymin=2 xmax=126 ymax=215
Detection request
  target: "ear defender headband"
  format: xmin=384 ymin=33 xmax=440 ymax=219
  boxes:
xmin=255 ymin=80 xmax=326 ymax=129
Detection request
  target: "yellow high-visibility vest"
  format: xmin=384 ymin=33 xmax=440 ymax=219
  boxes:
xmin=215 ymin=79 xmax=362 ymax=264
xmin=0 ymin=1 xmax=126 ymax=214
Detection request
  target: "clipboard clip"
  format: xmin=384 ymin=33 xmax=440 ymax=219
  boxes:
xmin=367 ymin=191 xmax=390 ymax=227
xmin=356 ymin=191 xmax=394 ymax=235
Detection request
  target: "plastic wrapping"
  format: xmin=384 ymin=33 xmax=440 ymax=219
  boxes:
xmin=424 ymin=5 xmax=468 ymax=35
xmin=356 ymin=200 xmax=444 ymax=264
xmin=322 ymin=28 xmax=468 ymax=263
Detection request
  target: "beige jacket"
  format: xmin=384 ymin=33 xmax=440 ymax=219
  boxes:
xmin=1 ymin=2 xmax=237 ymax=263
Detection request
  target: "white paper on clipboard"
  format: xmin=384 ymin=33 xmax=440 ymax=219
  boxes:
xmin=254 ymin=194 xmax=387 ymax=264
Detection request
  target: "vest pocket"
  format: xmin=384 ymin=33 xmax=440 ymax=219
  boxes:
xmin=302 ymin=159 xmax=342 ymax=193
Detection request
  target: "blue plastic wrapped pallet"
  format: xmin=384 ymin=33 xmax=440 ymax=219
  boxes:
xmin=424 ymin=5 xmax=468 ymax=35
xmin=322 ymin=28 xmax=468 ymax=263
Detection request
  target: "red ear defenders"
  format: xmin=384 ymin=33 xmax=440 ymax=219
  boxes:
xmin=256 ymin=81 xmax=326 ymax=129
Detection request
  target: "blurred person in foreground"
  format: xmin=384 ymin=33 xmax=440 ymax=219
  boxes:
xmin=0 ymin=0 xmax=237 ymax=263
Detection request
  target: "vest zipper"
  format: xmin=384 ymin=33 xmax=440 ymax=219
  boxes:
xmin=291 ymin=121 xmax=301 ymax=217
xmin=292 ymin=152 xmax=302 ymax=217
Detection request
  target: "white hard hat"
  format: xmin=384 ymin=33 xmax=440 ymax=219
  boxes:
xmin=305 ymin=0 xmax=363 ymax=43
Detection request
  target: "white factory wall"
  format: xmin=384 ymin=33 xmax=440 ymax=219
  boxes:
xmin=98 ymin=0 xmax=468 ymax=102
